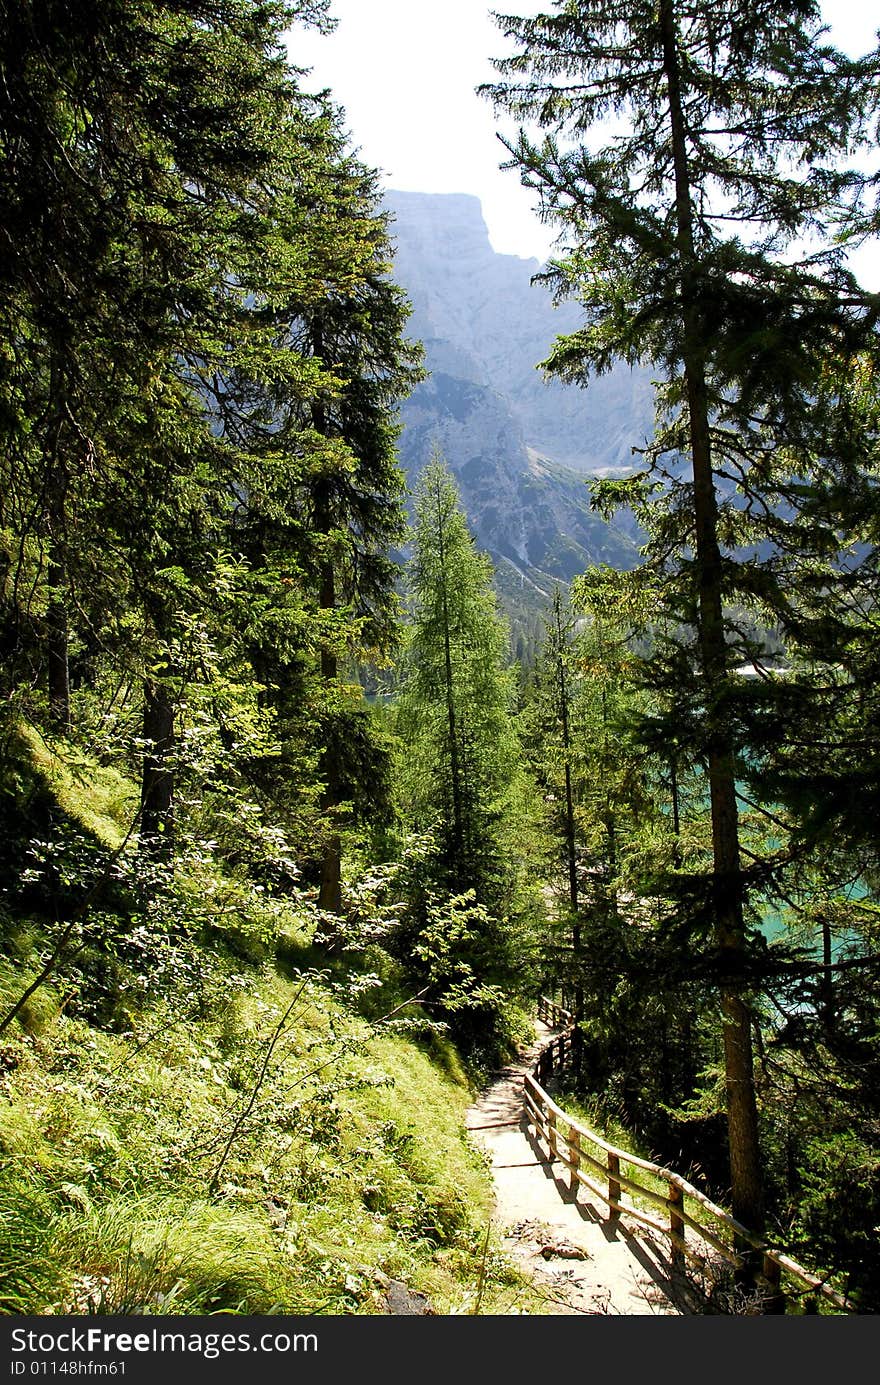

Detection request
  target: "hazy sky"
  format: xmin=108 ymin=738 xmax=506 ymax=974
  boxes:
xmin=290 ymin=2 xmax=880 ymax=280
xmin=289 ymin=1 xmax=538 ymax=255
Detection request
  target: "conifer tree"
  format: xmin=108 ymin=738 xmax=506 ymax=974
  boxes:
xmin=0 ymin=2 xmax=420 ymax=906
xmin=0 ymin=0 xmax=327 ymax=850
xmin=396 ymin=453 xmax=519 ymax=895
xmin=213 ymin=101 xmax=423 ymax=913
xmin=392 ymin=454 xmax=540 ymax=1057
xmin=521 ymin=587 xmax=583 ymax=1046
xmin=485 ymin=0 xmax=879 ymax=1244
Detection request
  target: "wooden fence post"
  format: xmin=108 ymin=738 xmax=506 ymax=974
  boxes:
xmin=761 ymin=1252 xmax=786 ymax=1315
xmin=569 ymin=1127 xmax=581 ymax=1195
xmin=525 ymin=1007 xmax=845 ymax=1315
xmin=668 ymin=1181 xmax=685 ymax=1266
xmin=608 ymin=1152 xmax=621 ymax=1219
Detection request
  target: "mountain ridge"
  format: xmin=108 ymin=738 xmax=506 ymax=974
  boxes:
xmin=386 ymin=189 xmax=654 ymax=474
xmin=383 ymin=190 xmax=652 ymax=633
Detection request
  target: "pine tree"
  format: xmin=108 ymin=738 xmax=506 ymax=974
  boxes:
xmin=396 ymin=454 xmax=519 ymax=892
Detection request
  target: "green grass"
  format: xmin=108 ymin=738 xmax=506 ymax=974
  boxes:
xmin=548 ymin=1089 xmax=673 ymax=1218
xmin=0 ymin=720 xmax=546 ymax=1316
xmin=0 ymin=940 xmax=542 ymax=1315
xmin=14 ymin=721 xmax=137 ymax=850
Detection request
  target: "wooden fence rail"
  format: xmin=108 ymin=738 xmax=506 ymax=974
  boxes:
xmin=530 ymin=997 xmax=852 ymax=1314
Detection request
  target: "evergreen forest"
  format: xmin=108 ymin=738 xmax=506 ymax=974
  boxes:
xmin=1 ymin=0 xmax=880 ymax=1317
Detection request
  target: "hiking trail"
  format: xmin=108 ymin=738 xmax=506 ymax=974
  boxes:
xmin=465 ymin=1021 xmax=699 ymax=1315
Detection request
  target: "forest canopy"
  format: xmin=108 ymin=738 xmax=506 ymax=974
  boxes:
xmin=1 ymin=0 xmax=880 ymax=1317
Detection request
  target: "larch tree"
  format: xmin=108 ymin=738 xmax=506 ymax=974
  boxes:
xmin=396 ymin=453 xmax=520 ymax=896
xmin=520 ymin=586 xmax=583 ymax=1050
xmin=393 ymin=452 xmax=539 ymax=1060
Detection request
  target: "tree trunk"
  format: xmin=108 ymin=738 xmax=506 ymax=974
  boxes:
xmin=554 ymin=589 xmax=582 ymax=1074
xmin=45 ymin=349 xmax=71 ymax=734
xmin=318 ymin=829 xmax=343 ymax=916
xmin=317 ymin=546 xmax=344 ymax=916
xmin=46 ymin=549 xmax=71 ymax=734
xmin=670 ymin=753 xmax=682 ymax=867
xmin=139 ymin=675 xmax=175 ymax=864
xmin=820 ymin=914 xmax=835 ymax=1036
xmin=310 ymin=321 xmax=345 ymax=920
xmin=554 ymin=592 xmax=578 ymax=918
xmin=434 ymin=477 xmax=465 ymax=881
xmin=660 ymin=0 xmax=764 ymax=1245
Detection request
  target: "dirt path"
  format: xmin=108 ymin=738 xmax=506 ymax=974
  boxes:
xmin=465 ymin=1024 xmax=697 ymax=1316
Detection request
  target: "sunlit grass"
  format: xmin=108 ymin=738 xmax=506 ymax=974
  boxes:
xmin=0 ymin=937 xmax=539 ymax=1315
xmin=15 ymin=721 xmax=137 ymax=849
xmin=0 ymin=720 xmax=543 ymax=1316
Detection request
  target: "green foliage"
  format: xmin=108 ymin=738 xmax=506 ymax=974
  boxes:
xmin=0 ymin=903 xmax=538 ymax=1315
xmin=49 ymin=1196 xmax=296 ymax=1316
xmin=0 ymin=689 xmax=538 ymax=1312
xmin=0 ymin=0 xmax=422 ymax=929
xmin=395 ymin=455 xmax=521 ymax=886
xmin=794 ymin=1132 xmax=880 ymax=1313
xmin=4 ymin=0 xmax=879 ymax=1318
xmin=0 ymin=1176 xmax=67 ymax=1315
xmin=0 ymin=0 xmax=538 ymax=1325
xmin=390 ymin=458 xmax=542 ymax=1064
xmin=487 ymin=0 xmax=880 ymax=1258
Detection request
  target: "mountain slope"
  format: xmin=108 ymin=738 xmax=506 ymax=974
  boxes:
xmin=384 ymin=191 xmax=651 ymax=623
xmin=387 ymin=190 xmax=654 ymax=475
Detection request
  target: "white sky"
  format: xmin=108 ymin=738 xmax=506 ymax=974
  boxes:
xmin=289 ymin=1 xmax=539 ymax=255
xmin=289 ymin=3 xmax=880 ymax=279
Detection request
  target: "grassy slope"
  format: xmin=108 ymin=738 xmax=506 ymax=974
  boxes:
xmin=0 ymin=733 xmax=541 ymax=1317
xmin=0 ymin=945 xmax=546 ymax=1315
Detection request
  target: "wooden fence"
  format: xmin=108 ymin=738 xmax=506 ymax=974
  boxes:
xmin=529 ymin=997 xmax=852 ymax=1314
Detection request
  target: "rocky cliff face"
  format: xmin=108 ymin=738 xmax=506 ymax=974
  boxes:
xmin=384 ymin=190 xmax=652 ymax=606
xmin=387 ymin=189 xmax=653 ymax=473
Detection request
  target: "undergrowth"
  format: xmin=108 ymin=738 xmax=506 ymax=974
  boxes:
xmin=0 ymin=936 xmax=543 ymax=1315
xmin=0 ymin=722 xmax=545 ymax=1317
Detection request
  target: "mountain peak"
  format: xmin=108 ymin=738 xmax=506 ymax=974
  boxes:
xmin=386 ymin=189 xmax=493 ymax=264
xmin=384 ymin=190 xmax=646 ymax=624
xmin=386 ymin=189 xmax=541 ymax=269
xmin=386 ymin=189 xmax=653 ymax=475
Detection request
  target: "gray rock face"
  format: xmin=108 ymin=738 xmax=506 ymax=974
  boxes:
xmin=385 ymin=190 xmax=651 ymax=599
xmin=387 ymin=189 xmax=653 ymax=474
